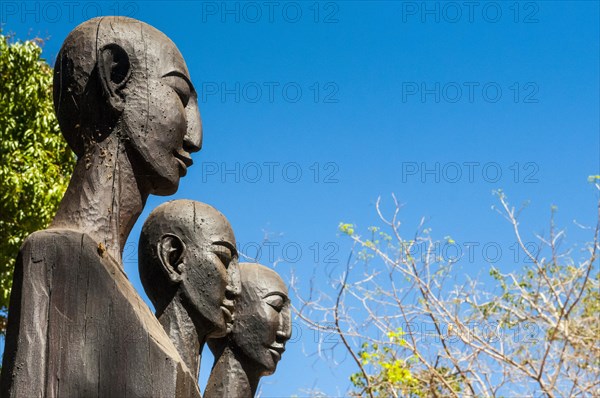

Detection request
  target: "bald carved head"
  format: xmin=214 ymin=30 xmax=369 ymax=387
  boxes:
xmin=139 ymin=200 xmax=240 ymax=338
xmin=53 ymin=17 xmax=202 ymax=195
xmin=209 ymin=263 xmax=292 ymax=376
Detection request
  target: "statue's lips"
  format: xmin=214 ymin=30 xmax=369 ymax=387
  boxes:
xmin=220 ymin=300 xmax=234 ymax=323
xmin=174 ymin=150 xmax=193 ymax=176
xmin=268 ymin=343 xmax=285 ymax=361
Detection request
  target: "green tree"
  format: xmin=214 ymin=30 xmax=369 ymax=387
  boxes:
xmin=295 ymin=183 xmax=600 ymax=397
xmin=0 ymin=33 xmax=75 ymax=331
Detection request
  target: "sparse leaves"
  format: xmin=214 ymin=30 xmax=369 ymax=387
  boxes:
xmin=339 ymin=223 xmax=355 ymax=236
xmin=294 ymin=185 xmax=600 ymax=397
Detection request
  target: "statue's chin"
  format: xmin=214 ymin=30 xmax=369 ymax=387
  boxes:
xmin=149 ymin=176 xmax=179 ymax=196
xmin=245 ymin=350 xmax=276 ymax=376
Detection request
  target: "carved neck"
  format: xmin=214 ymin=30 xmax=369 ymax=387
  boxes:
xmin=205 ymin=345 xmax=261 ymax=398
xmin=158 ymin=298 xmax=204 ymax=380
xmin=51 ymin=134 xmax=147 ymax=264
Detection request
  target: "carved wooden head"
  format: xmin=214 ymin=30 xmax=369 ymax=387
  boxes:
xmin=139 ymin=199 xmax=240 ymax=338
xmin=53 ymin=17 xmax=202 ymax=195
xmin=229 ymin=263 xmax=292 ymax=376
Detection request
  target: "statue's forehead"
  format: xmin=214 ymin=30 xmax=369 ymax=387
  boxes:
xmin=242 ymin=268 xmax=288 ymax=298
xmin=151 ymin=202 xmax=234 ymax=248
xmin=140 ymin=28 xmax=190 ymax=78
xmin=204 ymin=224 xmax=236 ymax=248
xmin=191 ymin=205 xmax=235 ymax=247
xmin=97 ymin=21 xmax=190 ymax=78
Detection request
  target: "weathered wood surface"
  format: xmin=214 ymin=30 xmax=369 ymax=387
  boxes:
xmin=1 ymin=229 xmax=201 ymax=398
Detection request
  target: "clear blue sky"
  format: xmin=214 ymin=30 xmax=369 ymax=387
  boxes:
xmin=3 ymin=1 xmax=599 ymax=396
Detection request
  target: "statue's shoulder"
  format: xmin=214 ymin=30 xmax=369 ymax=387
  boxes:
xmin=6 ymin=229 xmax=201 ymax=397
xmin=22 ymin=228 xmax=94 ymax=245
xmin=19 ymin=228 xmax=106 ymax=264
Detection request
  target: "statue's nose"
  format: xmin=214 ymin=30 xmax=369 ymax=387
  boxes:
xmin=227 ymin=258 xmax=242 ymax=297
xmin=183 ymin=100 xmax=202 ymax=153
xmin=277 ymin=307 xmax=292 ymax=342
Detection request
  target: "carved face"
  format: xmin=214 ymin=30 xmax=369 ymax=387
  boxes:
xmin=120 ymin=27 xmax=202 ymax=195
xmin=231 ymin=265 xmax=292 ymax=375
xmin=180 ymin=211 xmax=239 ymax=338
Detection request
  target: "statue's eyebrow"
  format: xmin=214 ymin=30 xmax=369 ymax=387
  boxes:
xmin=212 ymin=240 xmax=237 ymax=257
xmin=162 ymin=70 xmax=195 ymax=93
xmin=263 ymin=291 xmax=288 ymax=301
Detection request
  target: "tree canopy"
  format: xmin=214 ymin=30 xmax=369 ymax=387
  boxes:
xmin=0 ymin=33 xmax=74 ymax=331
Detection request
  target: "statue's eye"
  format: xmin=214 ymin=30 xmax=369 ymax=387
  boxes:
xmin=212 ymin=245 xmax=233 ymax=268
xmin=163 ymin=75 xmax=191 ymax=107
xmin=264 ymin=295 xmax=285 ymax=312
xmin=215 ymin=251 xmax=231 ymax=267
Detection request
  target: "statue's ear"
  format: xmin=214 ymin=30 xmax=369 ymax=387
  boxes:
xmin=98 ymin=44 xmax=131 ymax=112
xmin=157 ymin=234 xmax=186 ymax=284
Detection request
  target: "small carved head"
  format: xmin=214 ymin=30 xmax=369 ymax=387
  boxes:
xmin=139 ymin=200 xmax=240 ymax=338
xmin=211 ymin=263 xmax=292 ymax=376
xmin=54 ymin=17 xmax=202 ymax=195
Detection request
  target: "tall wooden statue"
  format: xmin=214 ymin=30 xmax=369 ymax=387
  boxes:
xmin=1 ymin=16 xmax=202 ymax=397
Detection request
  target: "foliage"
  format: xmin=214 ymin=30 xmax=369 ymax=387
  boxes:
xmin=350 ymin=330 xmax=427 ymax=397
xmin=294 ymin=183 xmax=600 ymax=397
xmin=0 ymin=33 xmax=74 ymax=331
